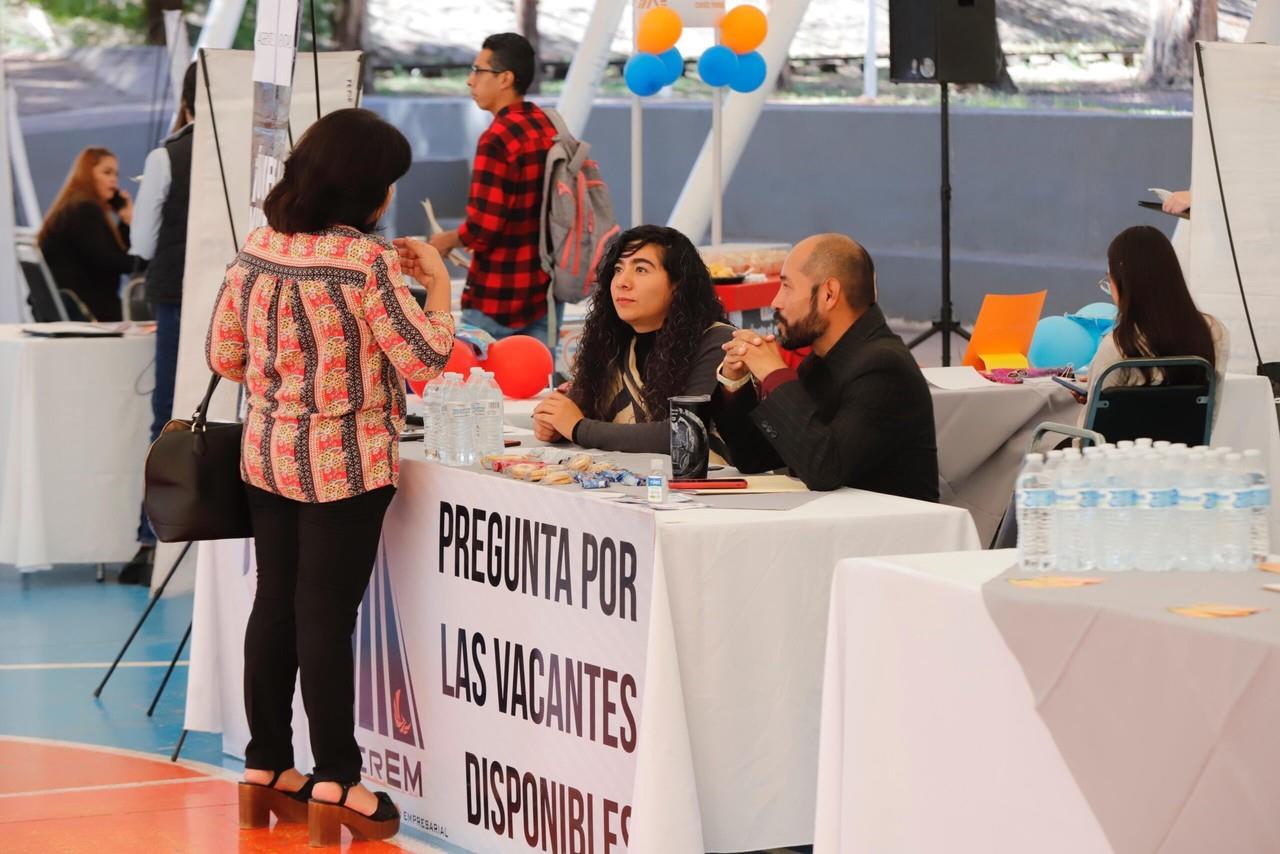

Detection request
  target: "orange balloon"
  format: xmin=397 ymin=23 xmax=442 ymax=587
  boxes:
xmin=720 ymin=5 xmax=768 ymax=54
xmin=637 ymin=7 xmax=683 ymax=55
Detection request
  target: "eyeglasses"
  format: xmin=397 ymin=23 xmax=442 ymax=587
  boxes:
xmin=1097 ymin=276 xmax=1112 ymax=295
xmin=469 ymin=65 xmax=506 ymax=76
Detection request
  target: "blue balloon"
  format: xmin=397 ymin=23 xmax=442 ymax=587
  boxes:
xmin=1076 ymin=301 xmax=1118 ymax=321
xmin=1029 ymin=315 xmax=1099 ymax=370
xmin=624 ymin=53 xmax=666 ymax=97
xmin=1065 ymin=301 xmax=1118 ymax=344
xmin=698 ymin=45 xmax=739 ymax=88
xmin=728 ymin=51 xmax=768 ymax=93
xmin=658 ymin=48 xmax=685 ymax=87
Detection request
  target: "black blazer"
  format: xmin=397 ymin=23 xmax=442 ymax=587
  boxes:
xmin=39 ymin=201 xmax=132 ymax=322
xmin=714 ymin=304 xmax=939 ymax=501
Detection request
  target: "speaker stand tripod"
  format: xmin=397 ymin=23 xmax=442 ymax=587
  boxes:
xmin=908 ymin=82 xmax=970 ymax=366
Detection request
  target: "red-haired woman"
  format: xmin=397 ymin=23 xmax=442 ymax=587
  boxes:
xmin=37 ymin=147 xmax=134 ymax=321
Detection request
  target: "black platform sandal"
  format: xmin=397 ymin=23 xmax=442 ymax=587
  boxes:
xmin=238 ymin=769 xmax=315 ymax=828
xmin=308 ymin=782 xmax=400 ymax=847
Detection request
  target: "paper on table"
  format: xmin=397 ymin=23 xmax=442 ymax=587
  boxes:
xmin=921 ymin=366 xmax=996 ymax=391
xmin=503 ymin=424 xmax=535 ymax=437
xmin=961 ymin=290 xmax=1046 ymax=370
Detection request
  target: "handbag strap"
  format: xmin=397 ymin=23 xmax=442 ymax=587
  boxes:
xmin=193 ymin=373 xmax=221 ymax=431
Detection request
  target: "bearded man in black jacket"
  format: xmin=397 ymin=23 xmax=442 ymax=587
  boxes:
xmin=713 ymin=233 xmax=939 ymax=502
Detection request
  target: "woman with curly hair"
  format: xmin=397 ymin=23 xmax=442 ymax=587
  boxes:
xmin=532 ymin=225 xmax=734 ymax=453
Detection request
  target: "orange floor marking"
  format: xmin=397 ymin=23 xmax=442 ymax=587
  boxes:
xmin=0 ymin=737 xmax=205 ymax=795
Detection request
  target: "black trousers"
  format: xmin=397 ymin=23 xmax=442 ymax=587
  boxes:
xmin=243 ymin=483 xmax=395 ymax=783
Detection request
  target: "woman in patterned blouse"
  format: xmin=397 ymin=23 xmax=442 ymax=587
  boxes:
xmin=207 ymin=108 xmax=453 ymax=841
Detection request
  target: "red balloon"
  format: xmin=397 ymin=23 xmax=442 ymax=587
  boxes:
xmin=483 ymin=335 xmax=555 ymax=399
xmin=407 ymin=341 xmax=479 ymax=396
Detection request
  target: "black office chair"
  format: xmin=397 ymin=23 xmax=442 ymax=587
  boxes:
xmin=1085 ymin=357 xmax=1216 ymax=447
xmin=990 ymin=421 xmax=1105 ymax=550
xmin=15 ymin=227 xmax=94 ymax=321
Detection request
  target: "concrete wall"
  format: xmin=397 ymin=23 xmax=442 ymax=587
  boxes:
xmin=16 ymin=95 xmax=1193 ymax=322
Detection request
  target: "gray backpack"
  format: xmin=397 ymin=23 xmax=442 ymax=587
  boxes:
xmin=539 ymin=108 xmax=619 ymax=304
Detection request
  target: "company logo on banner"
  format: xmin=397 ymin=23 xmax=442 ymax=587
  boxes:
xmin=637 ymin=0 xmax=725 ymax=28
xmin=355 ymin=544 xmax=426 ymax=800
xmin=361 ymin=465 xmax=657 ymax=851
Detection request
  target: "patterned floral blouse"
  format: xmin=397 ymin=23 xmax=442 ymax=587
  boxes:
xmin=207 ymin=225 xmax=454 ymax=503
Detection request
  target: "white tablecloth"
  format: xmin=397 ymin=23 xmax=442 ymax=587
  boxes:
xmin=0 ymin=325 xmax=154 ymax=569
xmin=812 ymin=550 xmax=1112 ymax=853
xmin=186 ymin=458 xmax=981 ymax=851
xmin=929 ymin=373 xmax=1280 ymax=544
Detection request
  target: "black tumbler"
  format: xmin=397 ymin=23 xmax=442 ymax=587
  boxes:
xmin=669 ymin=394 xmax=712 ymax=480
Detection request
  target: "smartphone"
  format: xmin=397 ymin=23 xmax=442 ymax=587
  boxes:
xmin=669 ymin=478 xmax=748 ymax=490
xmin=108 ymin=190 xmax=126 ymax=212
xmin=1052 ymin=375 xmax=1088 ymax=397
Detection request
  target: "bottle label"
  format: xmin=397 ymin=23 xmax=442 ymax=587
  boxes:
xmin=1106 ymin=489 xmax=1137 ymax=509
xmin=1055 ymin=487 xmax=1082 ymax=510
xmin=1148 ymin=488 xmax=1177 ymax=509
xmin=1230 ymin=489 xmax=1253 ymax=511
xmin=1179 ymin=488 xmax=1205 ymax=511
xmin=1252 ymin=486 xmax=1271 ymax=509
xmin=1018 ymin=488 xmax=1053 ymax=509
xmin=1133 ymin=489 xmax=1151 ymax=510
xmin=1201 ymin=490 xmax=1221 ymax=511
xmin=1079 ymin=489 xmax=1102 ymax=509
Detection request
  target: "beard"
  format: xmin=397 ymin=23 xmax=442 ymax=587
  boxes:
xmin=775 ymin=289 xmax=826 ymax=350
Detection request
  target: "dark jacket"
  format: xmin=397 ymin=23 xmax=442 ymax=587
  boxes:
xmin=714 ymin=304 xmax=939 ymax=501
xmin=146 ymin=123 xmax=193 ymax=306
xmin=39 ymin=201 xmax=132 ymax=322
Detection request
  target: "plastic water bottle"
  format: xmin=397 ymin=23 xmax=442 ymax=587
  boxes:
xmin=1015 ymin=453 xmax=1053 ymax=572
xmin=647 ymin=459 xmax=668 ymax=504
xmin=1043 ymin=450 xmax=1065 ymax=568
xmin=422 ymin=375 xmax=447 ymax=461
xmin=1136 ymin=450 xmax=1177 ymax=571
xmin=1216 ymin=453 xmax=1254 ymax=571
xmin=469 ymin=369 xmax=505 ymax=459
xmin=1244 ymin=449 xmax=1271 ymax=567
xmin=1098 ymin=449 xmax=1137 ymax=571
xmin=1054 ymin=449 xmax=1086 ymax=572
xmin=439 ymin=373 xmax=473 ymax=467
xmin=1080 ymin=447 xmax=1105 ymax=571
xmin=1176 ymin=450 xmax=1214 ymax=571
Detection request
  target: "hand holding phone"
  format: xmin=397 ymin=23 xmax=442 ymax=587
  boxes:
xmin=1052 ymin=375 xmax=1088 ymax=400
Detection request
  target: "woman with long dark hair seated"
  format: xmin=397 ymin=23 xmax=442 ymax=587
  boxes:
xmin=532 ymin=225 xmax=734 ymax=452
xmin=207 ymin=108 xmax=454 ymax=844
xmin=37 ymin=147 xmax=134 ymax=321
xmin=1080 ymin=224 xmax=1228 ymax=422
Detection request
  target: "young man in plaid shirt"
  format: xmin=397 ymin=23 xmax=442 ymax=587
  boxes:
xmin=430 ymin=33 xmax=560 ymax=344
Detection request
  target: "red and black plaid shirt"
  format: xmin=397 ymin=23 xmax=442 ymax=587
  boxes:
xmin=458 ymin=101 xmax=557 ymax=329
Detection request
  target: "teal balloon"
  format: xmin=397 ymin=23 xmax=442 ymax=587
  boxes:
xmin=698 ymin=46 xmax=739 ymax=88
xmin=1076 ymin=301 xmax=1118 ymax=321
xmin=1029 ymin=315 xmax=1099 ymax=370
xmin=625 ymin=53 xmax=666 ymax=96
xmin=1066 ymin=301 xmax=1118 ymax=343
xmin=729 ymin=51 xmax=768 ymax=92
xmin=658 ymin=48 xmax=685 ymax=86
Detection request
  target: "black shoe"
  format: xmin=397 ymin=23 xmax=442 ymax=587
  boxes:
xmin=117 ymin=545 xmax=155 ymax=585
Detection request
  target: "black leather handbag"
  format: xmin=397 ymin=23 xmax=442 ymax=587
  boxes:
xmin=144 ymin=373 xmax=252 ymax=542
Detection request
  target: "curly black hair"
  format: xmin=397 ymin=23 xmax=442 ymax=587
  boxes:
xmin=571 ymin=225 xmax=728 ymax=422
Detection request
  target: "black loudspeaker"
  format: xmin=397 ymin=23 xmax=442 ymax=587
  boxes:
xmin=889 ymin=0 xmax=999 ymax=84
